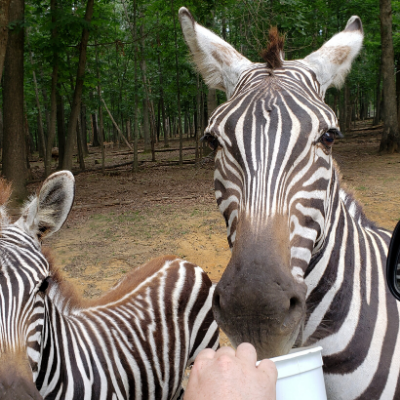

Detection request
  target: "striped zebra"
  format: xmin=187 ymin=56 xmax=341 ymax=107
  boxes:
xmin=180 ymin=8 xmax=400 ymax=399
xmin=0 ymin=171 xmax=219 ymax=399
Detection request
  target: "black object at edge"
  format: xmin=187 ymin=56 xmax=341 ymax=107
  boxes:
xmin=386 ymin=219 xmax=400 ymax=301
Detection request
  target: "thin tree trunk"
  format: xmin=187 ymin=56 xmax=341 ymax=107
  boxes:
xmin=92 ymin=113 xmax=100 ymax=147
xmin=126 ymin=119 xmax=131 ymax=142
xmin=379 ymin=0 xmax=400 ymax=152
xmin=171 ymin=0 xmax=183 ymax=165
xmin=157 ymin=100 xmax=161 ymax=143
xmin=2 ymin=0 xmax=27 ymax=200
xmin=0 ymin=0 xmax=11 ymax=82
xmin=40 ymin=67 xmax=51 ymax=141
xmin=207 ymin=88 xmax=218 ymax=119
xmin=0 ymin=105 xmax=3 ymax=154
xmin=95 ymin=41 xmax=104 ymax=173
xmin=45 ymin=0 xmax=58 ymax=177
xmin=373 ymin=66 xmax=382 ymax=125
xmin=76 ymin=116 xmax=85 ymax=171
xmin=344 ymin=83 xmax=351 ymax=133
xmin=56 ymin=86 xmax=65 ymax=169
xmin=396 ymin=56 xmax=400 ymax=110
xmin=62 ymin=0 xmax=94 ymax=170
xmin=81 ymin=104 xmax=89 ymax=155
xmin=156 ymin=13 xmax=168 ymax=149
xmin=27 ymin=38 xmax=46 ymax=160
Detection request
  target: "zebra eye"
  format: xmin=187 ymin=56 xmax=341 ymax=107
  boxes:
xmin=38 ymin=276 xmax=50 ymax=293
xmin=201 ymin=133 xmax=220 ymax=151
xmin=320 ymin=129 xmax=342 ymax=149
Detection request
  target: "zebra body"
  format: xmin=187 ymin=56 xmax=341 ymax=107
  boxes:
xmin=0 ymin=171 xmax=218 ymax=400
xmin=180 ymin=9 xmax=400 ymax=399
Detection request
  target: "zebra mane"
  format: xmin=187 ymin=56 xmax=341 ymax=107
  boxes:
xmin=44 ymin=252 xmax=179 ymax=315
xmin=260 ymin=27 xmax=285 ymax=69
xmin=333 ymin=160 xmax=378 ymax=231
xmin=0 ymin=178 xmax=12 ymax=229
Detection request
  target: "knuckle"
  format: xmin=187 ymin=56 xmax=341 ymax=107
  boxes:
xmin=216 ymin=354 xmax=234 ymax=370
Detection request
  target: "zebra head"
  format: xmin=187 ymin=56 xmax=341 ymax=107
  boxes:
xmin=180 ymin=8 xmax=363 ymax=358
xmin=0 ymin=171 xmax=74 ymax=359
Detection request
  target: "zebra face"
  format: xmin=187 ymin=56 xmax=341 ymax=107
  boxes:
xmin=0 ymin=171 xmax=74 ymax=357
xmin=180 ymin=9 xmax=363 ymax=358
xmin=0 ymin=227 xmax=50 ymax=353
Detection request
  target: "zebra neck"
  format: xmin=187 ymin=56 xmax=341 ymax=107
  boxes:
xmin=30 ymin=295 xmax=69 ymax=389
xmin=303 ymin=182 xmax=391 ymax=347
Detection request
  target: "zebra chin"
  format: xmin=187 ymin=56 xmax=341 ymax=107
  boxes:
xmin=219 ymin=320 xmax=303 ymax=360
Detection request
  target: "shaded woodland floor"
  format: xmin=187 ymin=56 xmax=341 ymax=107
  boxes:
xmin=23 ymin=120 xmax=400 ymax=348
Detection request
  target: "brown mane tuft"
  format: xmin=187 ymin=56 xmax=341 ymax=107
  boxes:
xmin=0 ymin=178 xmax=12 ymax=207
xmin=42 ymin=251 xmax=182 ymax=312
xmin=260 ymin=26 xmax=285 ymax=69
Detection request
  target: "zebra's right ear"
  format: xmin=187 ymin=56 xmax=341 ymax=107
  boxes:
xmin=15 ymin=171 xmax=75 ymax=240
xmin=179 ymin=7 xmax=253 ymax=99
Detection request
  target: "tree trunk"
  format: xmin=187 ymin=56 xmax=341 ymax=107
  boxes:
xmin=2 ymin=0 xmax=27 ymax=200
xmin=92 ymin=113 xmax=100 ymax=147
xmin=373 ymin=66 xmax=382 ymax=125
xmin=62 ymin=0 xmax=94 ymax=170
xmin=39 ymin=66 xmax=50 ymax=141
xmin=76 ymin=116 xmax=85 ymax=171
xmin=28 ymin=41 xmax=46 ymax=160
xmin=0 ymin=0 xmax=11 ymax=82
xmin=207 ymin=88 xmax=218 ymax=119
xmin=0 ymin=105 xmax=3 ymax=154
xmin=95 ymin=41 xmax=104 ymax=173
xmin=156 ymin=15 xmax=168 ymax=148
xmin=81 ymin=104 xmax=89 ymax=155
xmin=171 ymin=0 xmax=183 ymax=164
xmin=379 ymin=0 xmax=400 ymax=152
xmin=56 ymin=87 xmax=65 ymax=169
xmin=44 ymin=0 xmax=58 ymax=177
xmin=344 ymin=83 xmax=351 ymax=133
xmin=396 ymin=55 xmax=400 ymax=110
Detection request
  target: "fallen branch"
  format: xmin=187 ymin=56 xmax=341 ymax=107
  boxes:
xmin=101 ymin=97 xmax=133 ymax=151
xmin=350 ymin=124 xmax=383 ymax=132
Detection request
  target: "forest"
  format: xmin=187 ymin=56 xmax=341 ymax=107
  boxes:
xmin=0 ymin=0 xmax=399 ymax=202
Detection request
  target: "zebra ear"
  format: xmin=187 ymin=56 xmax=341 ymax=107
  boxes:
xmin=303 ymin=16 xmax=363 ymax=96
xmin=15 ymin=171 xmax=75 ymax=240
xmin=179 ymin=7 xmax=253 ymax=98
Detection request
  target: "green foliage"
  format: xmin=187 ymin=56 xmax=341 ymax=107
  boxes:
xmin=0 ymin=0 xmax=395 ymax=148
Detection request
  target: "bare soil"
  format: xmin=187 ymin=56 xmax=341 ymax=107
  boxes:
xmin=25 ymin=123 xmax=400 ymax=348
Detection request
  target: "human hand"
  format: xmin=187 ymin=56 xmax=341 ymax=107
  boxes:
xmin=184 ymin=343 xmax=277 ymax=400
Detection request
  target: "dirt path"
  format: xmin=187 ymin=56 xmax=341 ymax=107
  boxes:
xmin=28 ymin=128 xmax=400 ymax=347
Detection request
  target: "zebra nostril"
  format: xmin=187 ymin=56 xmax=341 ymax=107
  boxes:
xmin=214 ymin=291 xmax=221 ymax=310
xmin=290 ymin=297 xmax=298 ymax=310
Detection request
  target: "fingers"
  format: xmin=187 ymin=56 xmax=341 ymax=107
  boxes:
xmin=236 ymin=342 xmax=257 ymax=366
xmin=257 ymin=359 xmax=278 ymax=382
xmin=215 ymin=346 xmax=236 ymax=358
xmin=195 ymin=348 xmax=216 ymax=362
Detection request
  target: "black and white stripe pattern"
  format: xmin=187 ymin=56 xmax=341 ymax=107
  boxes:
xmin=0 ymin=171 xmax=219 ymax=400
xmin=180 ymin=10 xmax=397 ymax=398
xmin=209 ymin=64 xmax=400 ymax=398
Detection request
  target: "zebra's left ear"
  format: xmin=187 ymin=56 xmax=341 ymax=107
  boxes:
xmin=15 ymin=171 xmax=75 ymax=240
xmin=303 ymin=16 xmax=363 ymax=96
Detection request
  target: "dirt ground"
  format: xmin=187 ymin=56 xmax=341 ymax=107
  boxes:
xmin=25 ymin=123 xmax=400 ymax=348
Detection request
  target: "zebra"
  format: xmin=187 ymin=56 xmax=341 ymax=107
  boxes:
xmin=0 ymin=171 xmax=219 ymax=399
xmin=180 ymin=8 xmax=400 ymax=400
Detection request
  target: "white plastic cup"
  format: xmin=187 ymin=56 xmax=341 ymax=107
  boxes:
xmin=258 ymin=346 xmax=327 ymax=400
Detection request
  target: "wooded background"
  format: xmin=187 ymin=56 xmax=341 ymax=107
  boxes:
xmin=0 ymin=0 xmax=399 ymax=201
